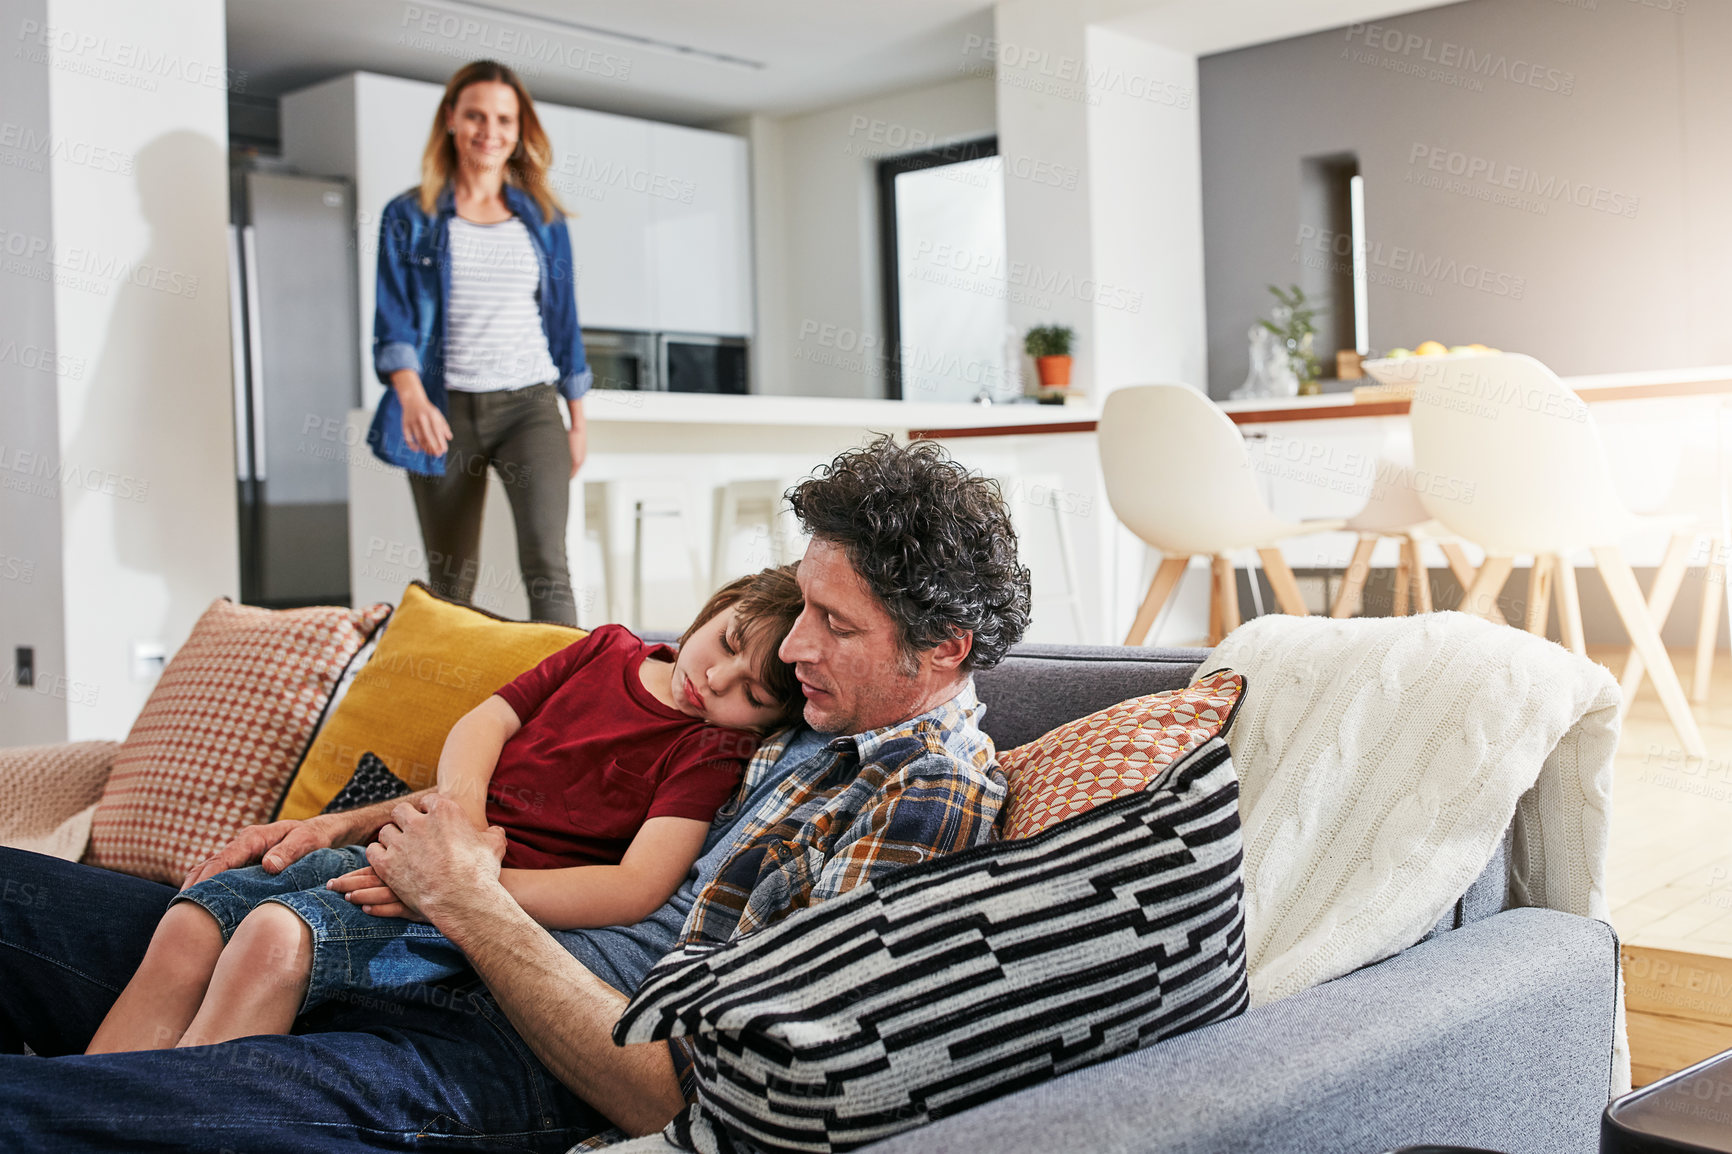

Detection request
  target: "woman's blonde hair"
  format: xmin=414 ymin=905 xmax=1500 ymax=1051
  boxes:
xmin=418 ymin=60 xmax=564 ymax=222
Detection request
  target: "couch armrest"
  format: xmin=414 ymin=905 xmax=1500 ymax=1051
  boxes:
xmin=0 ymin=742 xmax=120 ymax=856
xmin=863 ymin=908 xmax=1618 ymax=1154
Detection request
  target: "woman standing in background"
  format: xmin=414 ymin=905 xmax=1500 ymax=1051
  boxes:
xmin=367 ymin=60 xmax=589 ymax=626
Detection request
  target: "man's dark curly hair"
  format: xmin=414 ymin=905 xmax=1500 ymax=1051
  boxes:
xmin=787 ymin=436 xmax=1031 ymax=672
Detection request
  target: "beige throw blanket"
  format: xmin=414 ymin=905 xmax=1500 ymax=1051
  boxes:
xmin=1196 ymin=610 xmax=1629 ymax=1092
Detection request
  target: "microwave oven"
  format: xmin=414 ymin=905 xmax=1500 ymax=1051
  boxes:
xmin=660 ymin=334 xmax=749 ymax=395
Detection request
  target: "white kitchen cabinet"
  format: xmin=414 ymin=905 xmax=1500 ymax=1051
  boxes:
xmin=647 ymin=122 xmax=753 ymax=337
xmin=282 ymin=72 xmax=753 ymax=407
xmin=543 ymin=105 xmax=655 ymax=332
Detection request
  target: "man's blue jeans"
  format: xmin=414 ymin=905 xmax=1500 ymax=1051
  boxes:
xmin=0 ymin=847 xmax=608 ymax=1152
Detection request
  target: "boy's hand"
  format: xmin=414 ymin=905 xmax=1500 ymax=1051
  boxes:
xmin=327 ymin=865 xmax=428 ymax=923
xmin=180 ymin=818 xmax=334 ymax=890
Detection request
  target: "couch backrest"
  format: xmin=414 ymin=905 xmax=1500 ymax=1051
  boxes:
xmin=975 ymin=639 xmax=1512 ymax=930
xmin=971 ymin=642 xmax=1209 ymax=751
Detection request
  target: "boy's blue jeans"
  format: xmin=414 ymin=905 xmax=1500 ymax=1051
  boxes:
xmin=0 ymin=846 xmax=608 ymax=1152
xmin=177 ymin=845 xmax=472 ymax=1014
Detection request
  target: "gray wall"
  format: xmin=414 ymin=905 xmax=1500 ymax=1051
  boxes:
xmin=1199 ymin=0 xmax=1732 ymax=397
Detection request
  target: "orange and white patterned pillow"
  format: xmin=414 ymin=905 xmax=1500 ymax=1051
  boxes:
xmin=85 ymin=598 xmax=390 ymax=884
xmin=999 ymin=669 xmax=1245 ymax=841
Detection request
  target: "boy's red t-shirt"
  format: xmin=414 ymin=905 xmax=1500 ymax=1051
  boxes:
xmin=487 ymin=624 xmax=758 ymax=870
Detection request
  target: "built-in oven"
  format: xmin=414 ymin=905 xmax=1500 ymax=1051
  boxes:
xmin=582 ymin=329 xmax=658 ymax=392
xmin=659 ymin=334 xmax=749 ymax=394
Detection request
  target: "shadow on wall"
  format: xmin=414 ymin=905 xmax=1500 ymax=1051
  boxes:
xmin=61 ymin=129 xmax=234 ymax=667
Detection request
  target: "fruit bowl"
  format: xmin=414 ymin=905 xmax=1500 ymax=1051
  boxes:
xmin=1361 ymin=346 xmax=1502 ymax=388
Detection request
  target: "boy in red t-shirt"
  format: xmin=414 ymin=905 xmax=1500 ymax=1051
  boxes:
xmin=87 ymin=566 xmax=806 ymax=1053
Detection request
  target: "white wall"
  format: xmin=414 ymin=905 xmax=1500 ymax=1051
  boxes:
xmin=13 ymin=0 xmax=239 ymax=742
xmin=748 ymin=73 xmax=997 ymax=399
xmin=0 ymin=0 xmax=70 ymax=744
xmin=991 ymin=0 xmax=1216 ymax=644
xmin=1085 ymin=26 xmax=1206 ymax=394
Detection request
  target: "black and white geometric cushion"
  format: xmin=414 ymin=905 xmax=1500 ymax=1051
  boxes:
xmin=614 ymin=733 xmax=1248 ymax=1154
xmin=319 ymin=751 xmax=412 ymax=815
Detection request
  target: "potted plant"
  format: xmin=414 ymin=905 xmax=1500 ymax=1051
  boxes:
xmin=1025 ymin=325 xmax=1075 ymax=387
xmin=1260 ymin=284 xmax=1323 ymax=395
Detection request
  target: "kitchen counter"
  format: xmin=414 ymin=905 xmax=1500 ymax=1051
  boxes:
xmin=905 ymin=365 xmax=1732 ymax=437
xmin=582 ymin=389 xmax=1100 ymax=430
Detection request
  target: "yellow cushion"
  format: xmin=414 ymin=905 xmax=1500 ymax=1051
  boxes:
xmin=276 ymin=583 xmax=586 ymax=820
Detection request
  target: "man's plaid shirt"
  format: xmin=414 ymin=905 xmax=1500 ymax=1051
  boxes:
xmin=677 ymin=680 xmax=1004 ymax=948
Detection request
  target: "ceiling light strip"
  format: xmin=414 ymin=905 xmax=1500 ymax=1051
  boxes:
xmin=436 ymin=0 xmax=767 ymax=71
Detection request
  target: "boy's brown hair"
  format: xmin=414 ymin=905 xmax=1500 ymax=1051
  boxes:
xmin=679 ymin=563 xmax=805 ymax=731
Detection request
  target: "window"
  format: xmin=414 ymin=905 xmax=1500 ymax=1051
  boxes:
xmin=876 ymin=137 xmax=1008 ymax=402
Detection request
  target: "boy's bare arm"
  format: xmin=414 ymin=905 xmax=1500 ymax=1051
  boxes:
xmin=500 ymin=817 xmax=709 ymax=928
xmin=435 ymin=695 xmax=522 ymax=828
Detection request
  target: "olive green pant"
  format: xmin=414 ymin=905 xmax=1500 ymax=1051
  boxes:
xmin=407 ymin=383 xmax=577 ymax=625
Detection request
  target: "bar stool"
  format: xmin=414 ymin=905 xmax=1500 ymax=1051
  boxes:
xmin=1329 ymin=461 xmax=1502 ymax=623
xmin=997 ymin=472 xmax=1088 ymax=641
xmin=1098 ymin=384 xmax=1344 ymax=646
xmin=1392 ymin=352 xmax=1706 ymax=757
xmin=584 ymin=480 xmax=708 ymax=630
xmin=711 ymin=479 xmax=803 ymax=586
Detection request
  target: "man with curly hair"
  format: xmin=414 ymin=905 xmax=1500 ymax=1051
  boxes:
xmin=0 ymin=437 xmax=1033 ymax=1151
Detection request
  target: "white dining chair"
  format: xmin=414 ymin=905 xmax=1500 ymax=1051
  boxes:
xmin=1098 ymin=384 xmax=1344 ymax=646
xmin=1615 ymin=444 xmax=1728 ymax=713
xmin=1393 ymin=352 xmax=1705 ymax=757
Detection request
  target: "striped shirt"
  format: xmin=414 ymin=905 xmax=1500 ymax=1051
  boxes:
xmin=678 ymin=681 xmax=1004 ymax=948
xmin=443 ymin=216 xmax=559 ymax=392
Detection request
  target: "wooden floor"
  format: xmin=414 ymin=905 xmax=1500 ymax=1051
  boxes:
xmin=1601 ymin=643 xmax=1732 ymax=1083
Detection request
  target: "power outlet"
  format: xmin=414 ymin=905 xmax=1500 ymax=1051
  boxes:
xmin=131 ymin=641 xmax=166 ymax=681
xmin=14 ymin=646 xmax=33 ymax=688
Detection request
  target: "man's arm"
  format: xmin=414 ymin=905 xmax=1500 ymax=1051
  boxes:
xmin=367 ymin=797 xmax=690 ymax=1137
xmin=332 ymin=815 xmax=707 ymax=931
xmin=179 ymin=787 xmax=434 ymax=890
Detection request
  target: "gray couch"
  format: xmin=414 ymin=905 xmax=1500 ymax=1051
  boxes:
xmin=855 ymin=641 xmax=1621 ymax=1154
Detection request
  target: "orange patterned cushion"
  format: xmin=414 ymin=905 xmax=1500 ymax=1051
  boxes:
xmin=999 ymin=669 xmax=1245 ymax=841
xmin=85 ymin=598 xmax=390 ymax=884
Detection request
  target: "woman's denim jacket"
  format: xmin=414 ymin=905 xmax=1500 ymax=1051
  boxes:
xmin=368 ymin=184 xmax=592 ymax=476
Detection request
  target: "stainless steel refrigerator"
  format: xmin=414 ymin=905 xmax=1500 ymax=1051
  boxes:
xmin=228 ymin=170 xmax=358 ymax=607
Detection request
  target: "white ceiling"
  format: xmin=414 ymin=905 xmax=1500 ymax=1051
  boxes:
xmin=226 ymin=0 xmax=1454 ymax=126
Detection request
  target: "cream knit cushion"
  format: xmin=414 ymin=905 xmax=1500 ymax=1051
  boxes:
xmin=1195 ymin=610 xmax=1628 ymax=1091
xmin=0 ymin=740 xmax=119 ymax=860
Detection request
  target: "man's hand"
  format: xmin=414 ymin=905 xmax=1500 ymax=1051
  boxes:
xmin=366 ymin=794 xmax=508 ymax=922
xmin=326 ymin=865 xmax=427 ymax=923
xmin=180 ymin=818 xmax=334 ymax=891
